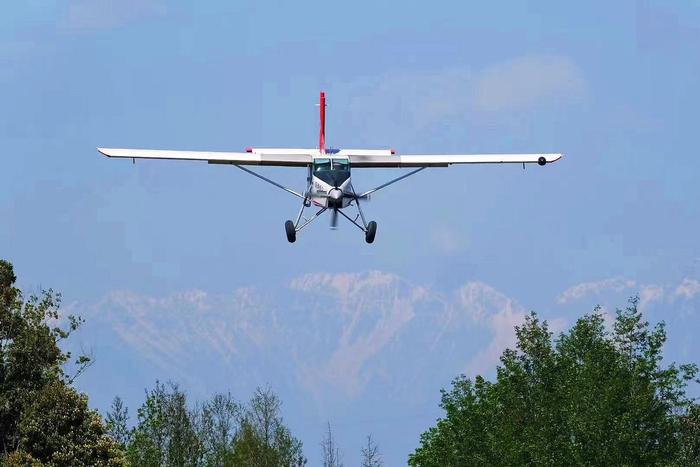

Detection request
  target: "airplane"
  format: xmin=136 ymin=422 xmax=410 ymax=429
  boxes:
xmin=98 ymin=91 xmax=562 ymax=244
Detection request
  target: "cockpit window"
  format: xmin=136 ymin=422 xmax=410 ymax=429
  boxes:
xmin=314 ymin=158 xmax=350 ymax=172
xmin=313 ymin=158 xmax=331 ymax=173
xmin=332 ymin=158 xmax=350 ymax=171
xmin=313 ymin=157 xmax=351 ymax=187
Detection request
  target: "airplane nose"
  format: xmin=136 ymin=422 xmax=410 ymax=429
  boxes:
xmin=329 ymin=188 xmax=343 ymax=201
xmin=329 ymin=188 xmax=343 ymax=208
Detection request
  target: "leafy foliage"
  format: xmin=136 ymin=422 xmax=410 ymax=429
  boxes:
xmin=126 ymin=381 xmax=201 ymax=467
xmin=409 ymin=299 xmax=700 ymax=466
xmin=0 ymin=259 xmax=125 ymax=466
xmin=122 ymin=383 xmax=306 ymax=467
xmin=106 ymin=396 xmax=131 ymax=449
xmin=196 ymin=392 xmax=240 ymax=466
xmin=18 ymin=381 xmax=125 ymax=466
xmin=230 ymin=387 xmax=306 ymax=467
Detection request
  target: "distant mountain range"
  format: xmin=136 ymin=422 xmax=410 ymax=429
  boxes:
xmin=68 ymin=271 xmax=700 ymax=465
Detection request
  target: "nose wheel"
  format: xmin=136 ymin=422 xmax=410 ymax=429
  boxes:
xmin=365 ymin=221 xmax=377 ymax=244
xmin=285 ymin=220 xmax=296 ymax=243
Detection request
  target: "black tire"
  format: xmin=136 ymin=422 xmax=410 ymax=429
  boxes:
xmin=285 ymin=220 xmax=296 ymax=243
xmin=365 ymin=221 xmax=377 ymax=244
xmin=537 ymin=156 xmax=547 ymax=166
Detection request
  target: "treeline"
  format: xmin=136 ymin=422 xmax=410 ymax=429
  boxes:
xmin=104 ymin=383 xmax=305 ymax=466
xmin=4 ymin=257 xmax=700 ymax=465
xmin=105 ymin=385 xmax=382 ymax=467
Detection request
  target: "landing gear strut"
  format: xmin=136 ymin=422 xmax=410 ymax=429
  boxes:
xmin=329 ymin=187 xmax=378 ymax=244
xmin=232 ymin=162 xmax=426 ymax=243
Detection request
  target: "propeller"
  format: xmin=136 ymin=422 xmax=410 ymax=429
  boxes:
xmin=330 ymin=208 xmax=339 ymax=229
xmin=347 ymin=184 xmax=371 ymax=202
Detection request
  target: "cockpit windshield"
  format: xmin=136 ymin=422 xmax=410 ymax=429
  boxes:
xmin=313 ymin=158 xmax=331 ymax=173
xmin=332 ymin=158 xmax=350 ymax=171
xmin=313 ymin=158 xmax=350 ymax=173
xmin=313 ymin=157 xmax=351 ymax=187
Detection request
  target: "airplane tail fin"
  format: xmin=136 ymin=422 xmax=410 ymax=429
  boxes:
xmin=319 ymin=91 xmax=326 ymax=154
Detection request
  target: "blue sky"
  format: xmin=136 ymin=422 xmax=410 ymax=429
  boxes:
xmin=2 ymin=0 xmax=700 ymax=464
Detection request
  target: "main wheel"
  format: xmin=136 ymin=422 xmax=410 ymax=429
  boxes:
xmin=285 ymin=220 xmax=296 ymax=243
xmin=365 ymin=221 xmax=377 ymax=244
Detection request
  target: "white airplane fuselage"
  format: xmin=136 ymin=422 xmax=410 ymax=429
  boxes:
xmin=308 ymin=156 xmax=353 ymax=209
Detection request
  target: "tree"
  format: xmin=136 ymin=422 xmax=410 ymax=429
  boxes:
xmin=123 ymin=384 xmax=305 ymax=467
xmin=196 ymin=392 xmax=240 ymax=466
xmin=320 ymin=422 xmax=342 ymax=467
xmin=674 ymin=404 xmax=700 ymax=466
xmin=0 ymin=259 xmax=124 ymax=466
xmin=18 ymin=381 xmax=125 ymax=466
xmin=409 ymin=298 xmax=699 ymax=466
xmin=231 ymin=387 xmax=306 ymax=467
xmin=106 ymin=396 xmax=131 ymax=448
xmin=360 ymin=435 xmax=383 ymax=467
xmin=126 ymin=381 xmax=201 ymax=467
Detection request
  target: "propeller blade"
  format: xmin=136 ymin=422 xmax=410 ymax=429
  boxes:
xmin=345 ymin=193 xmax=371 ymax=202
xmin=330 ymin=208 xmax=338 ymax=229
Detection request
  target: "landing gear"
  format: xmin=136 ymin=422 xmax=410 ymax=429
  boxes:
xmin=286 ymin=197 xmax=327 ymax=244
xmin=282 ymin=181 xmax=382 ymax=243
xmin=285 ymin=220 xmax=296 ymax=243
xmin=365 ymin=221 xmax=377 ymax=244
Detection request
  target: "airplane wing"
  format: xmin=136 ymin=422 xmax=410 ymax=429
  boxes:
xmin=97 ymin=148 xmax=314 ymax=167
xmin=347 ymin=153 xmax=563 ymax=168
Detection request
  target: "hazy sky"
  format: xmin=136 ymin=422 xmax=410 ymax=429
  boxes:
xmin=3 ymin=1 xmax=700 ymax=464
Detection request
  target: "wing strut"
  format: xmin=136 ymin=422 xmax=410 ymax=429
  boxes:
xmin=233 ymin=165 xmax=305 ymax=199
xmin=357 ymin=167 xmax=426 ymax=198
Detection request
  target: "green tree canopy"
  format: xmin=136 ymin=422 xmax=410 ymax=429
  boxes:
xmin=409 ymin=299 xmax=699 ymax=466
xmin=18 ymin=381 xmax=124 ymax=466
xmin=126 ymin=381 xmax=201 ymax=467
xmin=123 ymin=383 xmax=306 ymax=467
xmin=230 ymin=387 xmax=306 ymax=467
xmin=0 ymin=259 xmax=124 ymax=466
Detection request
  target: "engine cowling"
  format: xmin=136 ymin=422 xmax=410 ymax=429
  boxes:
xmin=328 ymin=188 xmax=343 ymax=207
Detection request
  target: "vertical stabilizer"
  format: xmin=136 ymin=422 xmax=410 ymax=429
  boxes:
xmin=319 ymin=91 xmax=326 ymax=154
